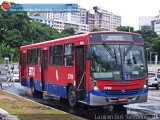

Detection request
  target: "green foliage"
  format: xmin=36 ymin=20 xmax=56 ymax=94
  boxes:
xmin=91 ymin=28 xmax=102 ymax=32
xmin=135 ymin=29 xmax=157 ymax=41
xmin=150 ymin=37 xmax=160 ymax=56
xmin=135 ymin=29 xmax=158 ymax=49
xmin=0 ymin=10 xmax=61 ymax=62
xmin=116 ymin=26 xmax=134 ymax=32
xmin=61 ymin=28 xmax=75 ymax=37
xmin=26 ymin=22 xmax=61 ymax=44
xmin=2 ymin=29 xmax=23 ymax=48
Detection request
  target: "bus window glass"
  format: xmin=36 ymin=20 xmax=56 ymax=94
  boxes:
xmin=49 ymin=46 xmax=53 ymax=65
xmin=31 ymin=49 xmax=36 ymax=65
xmin=64 ymin=43 xmax=74 ymax=66
xmin=27 ymin=50 xmax=31 ymax=65
xmin=90 ymin=44 xmax=147 ymax=80
xmin=37 ymin=48 xmax=41 ymax=66
xmin=53 ymin=45 xmax=63 ymax=66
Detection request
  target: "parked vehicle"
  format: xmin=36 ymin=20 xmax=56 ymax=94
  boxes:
xmin=4 ymin=57 xmax=9 ymax=71
xmin=13 ymin=70 xmax=19 ymax=82
xmin=148 ymin=71 xmax=160 ymax=90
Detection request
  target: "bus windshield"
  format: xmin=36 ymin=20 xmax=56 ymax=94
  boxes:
xmin=90 ymin=44 xmax=147 ymax=80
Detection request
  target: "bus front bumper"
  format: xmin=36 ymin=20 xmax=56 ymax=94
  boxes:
xmin=88 ymin=90 xmax=148 ymax=106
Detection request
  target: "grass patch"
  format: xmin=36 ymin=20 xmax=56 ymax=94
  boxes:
xmin=0 ymin=91 xmax=82 ymax=120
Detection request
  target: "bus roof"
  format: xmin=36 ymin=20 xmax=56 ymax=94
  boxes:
xmin=20 ymin=31 xmax=142 ymax=49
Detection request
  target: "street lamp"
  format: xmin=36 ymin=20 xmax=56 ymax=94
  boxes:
xmin=150 ymin=52 xmax=153 ymax=64
xmin=146 ymin=48 xmax=149 ymax=63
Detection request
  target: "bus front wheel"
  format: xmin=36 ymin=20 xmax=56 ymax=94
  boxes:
xmin=68 ymin=85 xmax=78 ymax=107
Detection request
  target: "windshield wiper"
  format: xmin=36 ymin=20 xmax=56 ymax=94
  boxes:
xmin=124 ymin=43 xmax=134 ymax=56
xmin=103 ymin=44 xmax=118 ymax=66
xmin=103 ymin=43 xmax=116 ymax=58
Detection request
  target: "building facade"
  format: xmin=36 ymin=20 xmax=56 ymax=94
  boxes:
xmin=139 ymin=16 xmax=155 ymax=30
xmin=92 ymin=6 xmax=121 ymax=31
xmin=154 ymin=15 xmax=160 ymax=35
xmin=28 ymin=6 xmax=121 ymax=32
xmin=29 ymin=16 xmax=89 ymax=33
xmin=139 ymin=13 xmax=160 ymax=35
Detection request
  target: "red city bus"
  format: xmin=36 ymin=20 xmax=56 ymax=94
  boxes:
xmin=19 ymin=31 xmax=148 ymax=107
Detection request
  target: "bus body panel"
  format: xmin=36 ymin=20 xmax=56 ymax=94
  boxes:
xmin=19 ymin=32 xmax=148 ymax=106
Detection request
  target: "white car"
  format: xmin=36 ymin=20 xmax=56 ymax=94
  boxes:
xmin=148 ymin=71 xmax=160 ymax=90
xmin=13 ymin=70 xmax=19 ymax=82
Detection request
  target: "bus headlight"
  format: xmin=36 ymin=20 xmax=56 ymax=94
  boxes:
xmin=93 ymin=86 xmax=99 ymax=91
xmin=143 ymin=84 xmax=147 ymax=88
xmin=92 ymin=81 xmax=99 ymax=91
xmin=143 ymin=79 xmax=148 ymax=89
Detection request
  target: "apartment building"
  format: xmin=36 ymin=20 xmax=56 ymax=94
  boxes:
xmin=139 ymin=16 xmax=155 ymax=30
xmin=139 ymin=12 xmax=160 ymax=35
xmin=29 ymin=16 xmax=89 ymax=33
xmin=154 ymin=15 xmax=160 ymax=35
xmin=93 ymin=6 xmax=121 ymax=31
xmin=28 ymin=6 xmax=121 ymax=32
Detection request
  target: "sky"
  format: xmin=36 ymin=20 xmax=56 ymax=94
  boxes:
xmin=3 ymin=0 xmax=160 ymax=30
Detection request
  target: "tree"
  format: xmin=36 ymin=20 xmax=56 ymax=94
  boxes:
xmin=0 ymin=43 xmax=12 ymax=58
xmin=26 ymin=22 xmax=61 ymax=44
xmin=150 ymin=37 xmax=160 ymax=59
xmin=61 ymin=28 xmax=75 ymax=37
xmin=2 ymin=29 xmax=23 ymax=48
xmin=91 ymin=28 xmax=102 ymax=32
xmin=135 ymin=29 xmax=157 ymax=41
xmin=116 ymin=26 xmax=134 ymax=32
xmin=135 ymin=29 xmax=158 ymax=49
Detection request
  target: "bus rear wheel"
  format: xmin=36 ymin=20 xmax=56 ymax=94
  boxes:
xmin=68 ymin=85 xmax=78 ymax=107
xmin=30 ymin=80 xmax=38 ymax=96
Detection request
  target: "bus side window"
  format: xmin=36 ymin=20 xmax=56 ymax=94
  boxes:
xmin=64 ymin=43 xmax=74 ymax=66
xmin=27 ymin=50 xmax=31 ymax=65
xmin=49 ymin=46 xmax=53 ymax=65
xmin=53 ymin=45 xmax=63 ymax=66
xmin=37 ymin=48 xmax=41 ymax=66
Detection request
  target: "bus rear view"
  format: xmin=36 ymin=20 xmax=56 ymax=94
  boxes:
xmin=87 ymin=32 xmax=148 ymax=106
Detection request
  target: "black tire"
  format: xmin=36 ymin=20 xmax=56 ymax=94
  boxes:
xmin=156 ymin=84 xmax=159 ymax=90
xmin=113 ymin=105 xmax=126 ymax=112
xmin=30 ymin=80 xmax=38 ymax=96
xmin=68 ymin=85 xmax=78 ymax=107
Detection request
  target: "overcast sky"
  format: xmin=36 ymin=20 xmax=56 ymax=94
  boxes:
xmin=4 ymin=0 xmax=160 ymax=30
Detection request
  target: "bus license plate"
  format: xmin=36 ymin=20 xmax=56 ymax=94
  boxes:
xmin=118 ymin=98 xmax=128 ymax=102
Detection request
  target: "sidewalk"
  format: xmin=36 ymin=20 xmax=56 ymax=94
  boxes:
xmin=0 ymin=90 xmax=82 ymax=120
xmin=0 ymin=108 xmax=18 ymax=120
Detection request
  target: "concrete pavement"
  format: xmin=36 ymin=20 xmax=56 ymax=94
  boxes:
xmin=0 ymin=108 xmax=18 ymax=120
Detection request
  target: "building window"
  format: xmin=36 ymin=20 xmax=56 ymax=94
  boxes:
xmin=53 ymin=45 xmax=63 ymax=66
xmin=64 ymin=43 xmax=74 ymax=66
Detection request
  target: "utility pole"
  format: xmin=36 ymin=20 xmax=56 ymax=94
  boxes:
xmin=150 ymin=52 xmax=153 ymax=64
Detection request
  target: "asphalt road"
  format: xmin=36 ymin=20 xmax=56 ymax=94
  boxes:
xmin=1 ymin=80 xmax=160 ymax=120
xmin=1 ymin=64 xmax=160 ymax=120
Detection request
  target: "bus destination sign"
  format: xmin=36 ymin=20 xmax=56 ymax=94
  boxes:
xmin=89 ymin=33 xmax=143 ymax=42
xmin=101 ymin=34 xmax=133 ymax=41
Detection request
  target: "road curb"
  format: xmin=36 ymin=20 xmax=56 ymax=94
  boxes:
xmin=0 ymin=108 xmax=19 ymax=120
xmin=1 ymin=89 xmax=83 ymax=120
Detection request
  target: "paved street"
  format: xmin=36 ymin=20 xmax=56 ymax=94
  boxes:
xmin=1 ymin=79 xmax=160 ymax=119
xmin=1 ymin=65 xmax=160 ymax=119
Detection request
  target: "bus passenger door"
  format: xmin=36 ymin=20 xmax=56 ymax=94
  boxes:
xmin=41 ymin=50 xmax=48 ymax=91
xmin=75 ymin=46 xmax=85 ymax=100
xmin=20 ymin=52 xmax=26 ymax=85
